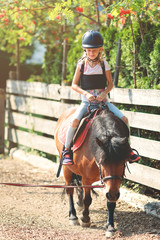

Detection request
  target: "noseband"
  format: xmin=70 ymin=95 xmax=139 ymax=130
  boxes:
xmin=98 ymin=163 xmax=125 ymax=184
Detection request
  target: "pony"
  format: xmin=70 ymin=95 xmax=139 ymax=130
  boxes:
xmin=55 ymin=106 xmax=131 ymax=237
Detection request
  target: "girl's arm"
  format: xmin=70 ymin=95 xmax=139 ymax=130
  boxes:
xmin=72 ymin=65 xmax=96 ymax=102
xmin=96 ymin=70 xmax=113 ymax=102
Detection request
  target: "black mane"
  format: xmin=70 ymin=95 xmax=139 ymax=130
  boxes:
xmin=89 ymin=110 xmax=131 ymax=164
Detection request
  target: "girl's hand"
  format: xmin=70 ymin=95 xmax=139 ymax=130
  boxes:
xmin=85 ymin=93 xmax=96 ymax=102
xmin=96 ymin=92 xmax=107 ymax=102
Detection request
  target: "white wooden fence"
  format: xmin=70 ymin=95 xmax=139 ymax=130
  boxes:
xmin=4 ymin=79 xmax=160 ymax=190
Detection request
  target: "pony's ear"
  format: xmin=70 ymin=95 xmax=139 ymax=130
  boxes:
xmin=96 ymin=137 xmax=103 ymax=147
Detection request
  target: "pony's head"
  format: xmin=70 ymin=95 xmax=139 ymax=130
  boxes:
xmin=90 ymin=111 xmax=131 ymax=201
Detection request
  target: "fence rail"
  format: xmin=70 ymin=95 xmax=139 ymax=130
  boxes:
xmin=4 ymin=79 xmax=160 ymax=190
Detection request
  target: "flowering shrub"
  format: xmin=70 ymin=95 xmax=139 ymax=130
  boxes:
xmin=107 ymin=13 xmax=114 ymax=19
xmin=76 ymin=7 xmax=83 ymax=13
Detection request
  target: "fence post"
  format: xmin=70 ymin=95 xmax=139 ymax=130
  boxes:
xmin=114 ymin=38 xmax=121 ymax=87
xmin=0 ymin=89 xmax=5 ymax=154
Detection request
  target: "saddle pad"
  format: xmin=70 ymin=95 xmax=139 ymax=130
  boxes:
xmin=72 ymin=119 xmax=93 ymax=152
xmin=58 ymin=114 xmax=74 ymax=146
xmin=58 ymin=115 xmax=93 ymax=153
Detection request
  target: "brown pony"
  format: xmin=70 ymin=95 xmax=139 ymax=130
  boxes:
xmin=55 ymin=106 xmax=131 ymax=237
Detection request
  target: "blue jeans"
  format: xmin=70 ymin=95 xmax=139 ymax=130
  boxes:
xmin=73 ymin=101 xmax=124 ymax=121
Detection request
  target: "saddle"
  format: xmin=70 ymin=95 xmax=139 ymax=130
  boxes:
xmin=58 ymin=103 xmax=109 ymax=152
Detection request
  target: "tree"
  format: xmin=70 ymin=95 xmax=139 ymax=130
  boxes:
xmin=0 ymin=0 xmax=106 ymax=80
xmin=105 ymin=0 xmax=160 ymax=88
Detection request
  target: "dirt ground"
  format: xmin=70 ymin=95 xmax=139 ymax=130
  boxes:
xmin=0 ymin=157 xmax=160 ymax=240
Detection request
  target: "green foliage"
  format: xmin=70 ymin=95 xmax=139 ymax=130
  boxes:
xmin=42 ymin=46 xmax=63 ymax=84
xmin=150 ymin=32 xmax=160 ymax=87
xmin=66 ymin=33 xmax=84 ymax=82
xmin=100 ymin=26 xmax=118 ymax=62
xmin=138 ymin=24 xmax=160 ymax=88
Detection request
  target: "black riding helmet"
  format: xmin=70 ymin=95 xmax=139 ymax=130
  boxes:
xmin=82 ymin=30 xmax=103 ymax=48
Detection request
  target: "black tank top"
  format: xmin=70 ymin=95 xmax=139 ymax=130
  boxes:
xmin=80 ymin=61 xmax=107 ymax=90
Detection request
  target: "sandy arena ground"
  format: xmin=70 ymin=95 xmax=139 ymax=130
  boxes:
xmin=0 ymin=157 xmax=160 ymax=240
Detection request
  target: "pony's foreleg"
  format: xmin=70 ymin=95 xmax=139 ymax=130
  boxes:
xmin=81 ymin=189 xmax=92 ymax=227
xmin=106 ymin=201 xmax=116 ymax=238
xmin=64 ymin=168 xmax=79 ymax=226
xmin=68 ymin=189 xmax=79 ymax=225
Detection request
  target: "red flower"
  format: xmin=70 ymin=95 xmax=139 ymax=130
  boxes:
xmin=56 ymin=15 xmax=62 ymax=20
xmin=107 ymin=13 xmax=114 ymax=19
xmin=119 ymin=8 xmax=131 ymax=16
xmin=19 ymin=37 xmax=25 ymax=41
xmin=76 ymin=7 xmax=83 ymax=13
xmin=79 ymin=7 xmax=83 ymax=12
xmin=17 ymin=24 xmax=23 ymax=29
xmin=125 ymin=10 xmax=131 ymax=14
xmin=32 ymin=21 xmax=36 ymax=25
xmin=0 ymin=14 xmax=5 ymax=18
xmin=4 ymin=18 xmax=9 ymax=22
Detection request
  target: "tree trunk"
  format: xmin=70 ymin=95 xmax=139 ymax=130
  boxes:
xmin=16 ymin=39 xmax=20 ymax=80
xmin=129 ymin=14 xmax=137 ymax=88
xmin=62 ymin=38 xmax=68 ymax=83
xmin=0 ymin=89 xmax=5 ymax=154
xmin=96 ymin=0 xmax=100 ymax=26
xmin=61 ymin=20 xmax=68 ymax=85
xmin=138 ymin=17 xmax=144 ymax=41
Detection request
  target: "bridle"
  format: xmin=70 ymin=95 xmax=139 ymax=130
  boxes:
xmin=98 ymin=162 xmax=126 ymax=185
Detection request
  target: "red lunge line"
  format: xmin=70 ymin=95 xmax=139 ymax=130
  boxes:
xmin=0 ymin=182 xmax=104 ymax=189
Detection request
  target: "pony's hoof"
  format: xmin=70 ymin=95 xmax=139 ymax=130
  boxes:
xmin=80 ymin=220 xmax=91 ymax=228
xmin=106 ymin=231 xmax=114 ymax=238
xmin=69 ymin=219 xmax=80 ymax=226
xmin=106 ymin=225 xmax=116 ymax=238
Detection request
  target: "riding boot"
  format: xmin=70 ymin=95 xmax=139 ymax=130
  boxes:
xmin=62 ymin=126 xmax=77 ymax=165
xmin=62 ymin=149 xmax=73 ymax=165
xmin=129 ymin=149 xmax=141 ymax=163
xmin=127 ymin=123 xmax=141 ymax=163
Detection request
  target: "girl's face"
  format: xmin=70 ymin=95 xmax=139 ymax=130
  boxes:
xmin=85 ymin=47 xmax=102 ymax=60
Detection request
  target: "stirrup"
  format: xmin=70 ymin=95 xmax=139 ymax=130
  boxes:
xmin=62 ymin=150 xmax=73 ymax=165
xmin=129 ymin=148 xmax=141 ymax=163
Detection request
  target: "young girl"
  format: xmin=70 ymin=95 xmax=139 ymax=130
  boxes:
xmin=62 ymin=30 xmax=140 ymax=165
